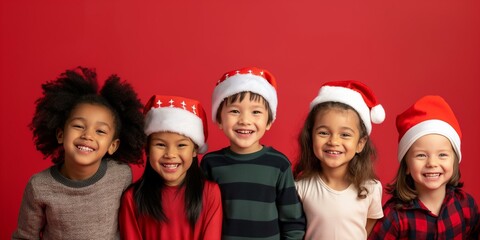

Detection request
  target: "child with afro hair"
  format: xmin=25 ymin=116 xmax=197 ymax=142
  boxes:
xmin=12 ymin=66 xmax=146 ymax=240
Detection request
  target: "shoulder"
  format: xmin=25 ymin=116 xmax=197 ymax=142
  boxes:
xmin=202 ymin=148 xmax=227 ymax=162
xmin=364 ymin=179 xmax=383 ymax=193
xmin=107 ymin=160 xmax=132 ymax=176
xmin=204 ymin=180 xmax=221 ymax=196
xmin=452 ymin=188 xmax=479 ymax=207
xmin=106 ymin=160 xmax=132 ymax=186
xmin=121 ymin=186 xmax=135 ymax=200
xmin=29 ymin=167 xmax=53 ymax=182
xmin=263 ymin=147 xmax=292 ymax=169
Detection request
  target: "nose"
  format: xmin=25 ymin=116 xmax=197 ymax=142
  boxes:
xmin=163 ymin=147 xmax=177 ymax=158
xmin=426 ymin=156 xmax=439 ymax=167
xmin=238 ymin=112 xmax=251 ymax=125
xmin=80 ymin=129 xmax=94 ymax=140
xmin=327 ymin=134 xmax=339 ymax=145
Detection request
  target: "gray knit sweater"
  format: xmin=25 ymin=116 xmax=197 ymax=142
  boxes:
xmin=12 ymin=159 xmax=132 ymax=240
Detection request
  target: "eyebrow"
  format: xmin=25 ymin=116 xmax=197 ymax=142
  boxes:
xmin=69 ymin=117 xmax=113 ymax=129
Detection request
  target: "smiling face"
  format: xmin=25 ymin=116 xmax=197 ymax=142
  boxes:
xmin=405 ymin=134 xmax=455 ymax=195
xmin=217 ymin=92 xmax=272 ymax=154
xmin=312 ymin=107 xmax=366 ymax=173
xmin=56 ymin=103 xmax=119 ymax=179
xmin=148 ymin=131 xmax=197 ymax=186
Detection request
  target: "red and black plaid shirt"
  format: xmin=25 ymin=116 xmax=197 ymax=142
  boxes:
xmin=369 ymin=187 xmax=480 ymax=240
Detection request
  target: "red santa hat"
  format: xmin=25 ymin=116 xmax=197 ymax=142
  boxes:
xmin=211 ymin=67 xmax=278 ymax=123
xmin=309 ymin=80 xmax=385 ymax=135
xmin=396 ymin=95 xmax=462 ymax=162
xmin=144 ymin=95 xmax=208 ymax=154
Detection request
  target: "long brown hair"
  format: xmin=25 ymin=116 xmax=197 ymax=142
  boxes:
xmin=293 ymin=102 xmax=378 ymax=199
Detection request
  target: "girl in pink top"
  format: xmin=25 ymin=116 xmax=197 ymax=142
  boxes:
xmin=119 ymin=95 xmax=222 ymax=240
xmin=294 ymin=81 xmax=385 ymax=240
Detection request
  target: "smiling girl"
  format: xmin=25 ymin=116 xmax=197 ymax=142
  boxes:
xmin=119 ymin=95 xmax=222 ymax=240
xmin=294 ymin=81 xmax=386 ymax=240
xmin=369 ymin=95 xmax=480 ymax=239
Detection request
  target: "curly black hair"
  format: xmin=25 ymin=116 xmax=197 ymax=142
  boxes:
xmin=30 ymin=66 xmax=146 ymax=164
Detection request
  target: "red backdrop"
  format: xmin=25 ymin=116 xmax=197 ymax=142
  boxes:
xmin=1 ymin=0 xmax=479 ymax=238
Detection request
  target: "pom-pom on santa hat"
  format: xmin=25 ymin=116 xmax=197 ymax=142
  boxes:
xmin=396 ymin=95 xmax=461 ymax=162
xmin=212 ymin=67 xmax=278 ymax=123
xmin=144 ymin=95 xmax=208 ymax=154
xmin=309 ymin=80 xmax=385 ymax=135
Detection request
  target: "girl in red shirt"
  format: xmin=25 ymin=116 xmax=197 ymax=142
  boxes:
xmin=119 ymin=95 xmax=222 ymax=240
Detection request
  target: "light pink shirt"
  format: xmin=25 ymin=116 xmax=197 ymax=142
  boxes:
xmin=296 ymin=175 xmax=383 ymax=240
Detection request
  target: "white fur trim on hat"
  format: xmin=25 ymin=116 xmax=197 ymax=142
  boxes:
xmin=397 ymin=119 xmax=461 ymax=162
xmin=144 ymin=107 xmax=208 ymax=154
xmin=310 ymin=85 xmax=374 ymax=134
xmin=211 ymin=73 xmax=277 ymax=123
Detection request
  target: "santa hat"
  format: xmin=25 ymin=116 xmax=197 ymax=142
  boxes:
xmin=144 ymin=95 xmax=208 ymax=154
xmin=212 ymin=67 xmax=278 ymax=123
xmin=310 ymin=80 xmax=385 ymax=135
xmin=396 ymin=95 xmax=461 ymax=162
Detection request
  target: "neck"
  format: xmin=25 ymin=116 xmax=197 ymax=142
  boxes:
xmin=417 ymin=186 xmax=446 ymax=215
xmin=319 ymin=166 xmax=350 ymax=190
xmin=61 ymin=160 xmax=102 ymax=181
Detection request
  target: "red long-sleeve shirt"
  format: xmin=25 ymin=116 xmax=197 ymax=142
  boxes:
xmin=119 ymin=181 xmax=222 ymax=240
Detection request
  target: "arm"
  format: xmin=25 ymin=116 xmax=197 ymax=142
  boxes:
xmin=367 ymin=203 xmax=399 ymax=240
xmin=277 ymin=167 xmax=306 ymax=240
xmin=12 ymin=179 xmax=45 ymax=239
xmin=366 ymin=181 xmax=384 ymax=236
xmin=366 ymin=218 xmax=378 ymax=236
xmin=199 ymin=156 xmax=212 ymax=180
xmin=200 ymin=182 xmax=223 ymax=240
xmin=118 ymin=189 xmax=143 ymax=240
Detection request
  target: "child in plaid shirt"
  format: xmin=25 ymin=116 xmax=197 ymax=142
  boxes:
xmin=369 ymin=95 xmax=480 ymax=239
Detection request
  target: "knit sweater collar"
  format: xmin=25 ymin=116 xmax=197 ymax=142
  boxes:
xmin=50 ymin=158 xmax=109 ymax=188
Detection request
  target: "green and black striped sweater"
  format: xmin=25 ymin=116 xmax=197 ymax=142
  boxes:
xmin=201 ymin=146 xmax=305 ymax=240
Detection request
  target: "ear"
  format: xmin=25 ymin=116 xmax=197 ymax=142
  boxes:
xmin=265 ymin=122 xmax=272 ymax=131
xmin=356 ymin=136 xmax=367 ymax=153
xmin=217 ymin=121 xmax=224 ymax=130
xmin=107 ymin=139 xmax=120 ymax=155
xmin=56 ymin=129 xmax=64 ymax=144
xmin=192 ymin=148 xmax=198 ymax=158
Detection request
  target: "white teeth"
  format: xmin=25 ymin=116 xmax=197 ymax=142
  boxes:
xmin=424 ymin=173 xmax=440 ymax=178
xmin=326 ymin=150 xmax=341 ymax=154
xmin=162 ymin=164 xmax=179 ymax=169
xmin=236 ymin=130 xmax=253 ymax=134
xmin=77 ymin=146 xmax=93 ymax=152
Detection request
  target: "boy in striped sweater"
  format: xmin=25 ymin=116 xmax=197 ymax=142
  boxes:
xmin=201 ymin=67 xmax=305 ymax=240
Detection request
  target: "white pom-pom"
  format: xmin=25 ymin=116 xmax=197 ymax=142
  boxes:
xmin=198 ymin=143 xmax=208 ymax=154
xmin=370 ymin=104 xmax=385 ymax=124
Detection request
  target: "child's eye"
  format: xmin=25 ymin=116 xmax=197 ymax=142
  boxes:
xmin=318 ymin=131 xmax=329 ymax=136
xmin=96 ymin=130 xmax=107 ymax=135
xmin=252 ymin=110 xmax=262 ymax=115
xmin=153 ymin=142 xmax=166 ymax=147
xmin=439 ymin=153 xmax=449 ymax=158
xmin=229 ymin=109 xmax=240 ymax=114
xmin=72 ymin=124 xmax=84 ymax=129
xmin=416 ymin=153 xmax=427 ymax=158
xmin=341 ymin=133 xmax=352 ymax=138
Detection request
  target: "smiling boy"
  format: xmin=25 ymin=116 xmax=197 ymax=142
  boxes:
xmin=200 ymin=67 xmax=305 ymax=240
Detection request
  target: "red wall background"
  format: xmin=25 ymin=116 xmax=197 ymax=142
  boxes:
xmin=1 ymin=0 xmax=479 ymax=238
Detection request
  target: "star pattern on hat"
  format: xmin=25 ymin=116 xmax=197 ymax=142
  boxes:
xmin=144 ymin=94 xmax=209 ymax=154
